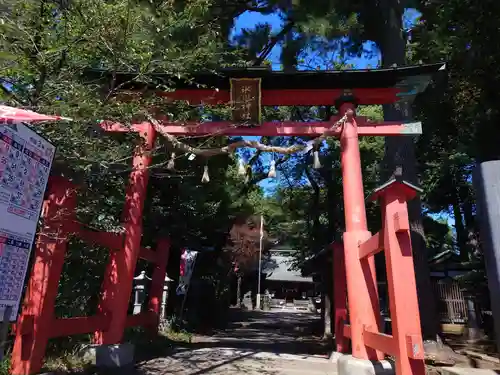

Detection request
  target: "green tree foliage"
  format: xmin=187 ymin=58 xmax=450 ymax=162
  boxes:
xmin=0 ymin=0 xmax=260 ymax=327
xmin=410 ymin=0 xmax=500 ymax=294
xmin=230 ymin=3 xmax=465 ymax=346
xmin=0 ymin=0 xmax=485 ymax=355
xmin=245 ymin=105 xmax=385 ymax=263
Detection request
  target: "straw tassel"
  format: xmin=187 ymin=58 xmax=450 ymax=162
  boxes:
xmin=313 ymin=150 xmax=322 ymax=169
xmin=268 ymin=160 xmax=276 ymax=178
xmin=237 ymin=159 xmax=246 ymax=176
xmin=167 ymin=152 xmax=175 ymax=170
xmin=201 ymin=165 xmax=210 ymax=183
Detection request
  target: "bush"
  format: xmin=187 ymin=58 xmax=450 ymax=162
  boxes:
xmin=0 ymin=355 xmax=10 ymax=375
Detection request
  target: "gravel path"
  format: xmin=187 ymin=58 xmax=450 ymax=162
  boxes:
xmin=134 ymin=309 xmax=337 ymax=375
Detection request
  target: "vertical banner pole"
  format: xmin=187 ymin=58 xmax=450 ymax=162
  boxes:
xmin=256 ymin=215 xmax=264 ymax=310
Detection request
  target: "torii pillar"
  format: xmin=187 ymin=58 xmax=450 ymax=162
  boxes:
xmin=339 ymin=102 xmax=384 ymax=361
xmin=94 ymin=124 xmax=156 ymax=346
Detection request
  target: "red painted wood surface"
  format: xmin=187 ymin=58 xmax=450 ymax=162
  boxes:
xmin=147 ymin=238 xmax=170 ymax=335
xmin=156 ymin=88 xmax=401 ymax=106
xmin=358 ymin=232 xmax=383 ymax=259
xmin=343 ymin=324 xmax=351 ymax=338
xmin=10 ymin=178 xmax=77 ymax=375
xmin=78 ymin=229 xmax=123 ymax=250
xmin=94 ymin=124 xmax=157 ymax=345
xmin=363 ymin=328 xmax=397 ymax=357
xmin=380 ymin=184 xmax=426 ymax=375
xmin=348 ymin=180 xmax=425 ymax=375
xmin=49 ymin=315 xmax=111 ymax=338
xmin=340 ymin=103 xmax=383 ymax=361
xmin=100 ymin=119 xmax=418 ymax=137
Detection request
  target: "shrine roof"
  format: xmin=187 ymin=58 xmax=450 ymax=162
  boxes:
xmin=85 ymin=62 xmax=446 ymax=91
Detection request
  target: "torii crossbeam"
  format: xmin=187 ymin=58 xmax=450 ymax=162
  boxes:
xmin=100 ymin=117 xmax=422 ymax=137
xmin=93 ymin=63 xmax=443 ymax=139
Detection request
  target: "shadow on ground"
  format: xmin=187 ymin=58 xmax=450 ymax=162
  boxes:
xmin=134 ymin=309 xmax=335 ymax=375
xmin=137 ymin=309 xmax=329 ymax=361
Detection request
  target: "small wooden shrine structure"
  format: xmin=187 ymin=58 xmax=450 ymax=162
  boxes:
xmin=10 ymin=63 xmax=444 ymax=375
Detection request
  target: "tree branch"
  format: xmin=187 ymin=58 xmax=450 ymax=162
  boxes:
xmin=254 ymin=21 xmax=295 ymax=66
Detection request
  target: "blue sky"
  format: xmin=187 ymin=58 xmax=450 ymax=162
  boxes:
xmin=230 ymin=8 xmax=421 ymax=71
xmin=229 ymin=9 xmax=456 ymax=230
xmin=229 ymin=9 xmax=421 ymax=194
xmin=230 ymin=10 xmax=380 ymax=196
xmin=231 ymin=11 xmax=379 ymax=70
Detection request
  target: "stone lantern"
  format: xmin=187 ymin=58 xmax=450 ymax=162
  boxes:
xmin=161 ymin=274 xmax=174 ymax=321
xmin=133 ymin=271 xmax=151 ymax=315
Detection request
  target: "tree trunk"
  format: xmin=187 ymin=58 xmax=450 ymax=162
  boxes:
xmin=462 ymin=196 xmax=479 ymax=257
xmin=378 ymin=0 xmax=441 ymax=343
xmin=323 ymin=265 xmax=334 ymax=342
xmin=236 ymin=274 xmax=242 ymax=307
xmin=320 ymin=291 xmax=325 ymax=332
xmin=305 ymin=165 xmax=321 ymax=251
xmin=452 ymin=192 xmax=467 ymax=260
xmin=324 ymin=290 xmax=333 ymax=340
xmin=320 ymin=166 xmax=342 ymax=243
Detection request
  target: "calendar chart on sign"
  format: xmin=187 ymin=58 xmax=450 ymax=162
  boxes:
xmin=0 ymin=126 xmax=51 ymax=222
xmin=0 ymin=123 xmax=55 ymax=321
xmin=0 ymin=233 xmax=31 ymax=303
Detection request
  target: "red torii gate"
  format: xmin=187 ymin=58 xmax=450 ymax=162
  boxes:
xmin=10 ymin=63 xmax=444 ymax=375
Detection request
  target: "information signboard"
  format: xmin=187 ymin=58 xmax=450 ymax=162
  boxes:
xmin=0 ymin=123 xmax=55 ymax=321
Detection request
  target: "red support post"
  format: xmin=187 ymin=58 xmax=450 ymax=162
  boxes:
xmin=49 ymin=315 xmax=111 ymax=338
xmin=94 ymin=124 xmax=156 ymax=345
xmin=11 ymin=177 xmax=77 ymax=375
xmin=381 ymin=185 xmax=425 ymax=375
xmin=333 ymin=242 xmax=349 ymax=353
xmin=146 ymin=238 xmax=170 ymax=335
xmin=339 ymin=102 xmax=383 ymax=361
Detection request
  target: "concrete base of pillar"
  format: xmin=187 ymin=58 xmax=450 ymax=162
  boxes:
xmin=329 ymin=351 xmax=344 ymax=363
xmin=337 ymin=355 xmax=394 ymax=375
xmin=81 ymin=343 xmax=135 ymax=369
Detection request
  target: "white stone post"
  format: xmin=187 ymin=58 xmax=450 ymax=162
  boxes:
xmin=160 ymin=274 xmax=173 ymax=321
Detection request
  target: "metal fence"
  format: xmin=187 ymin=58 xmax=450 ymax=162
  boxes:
xmin=432 ymin=279 xmax=468 ymax=324
xmin=378 ymin=279 xmax=469 ymax=324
